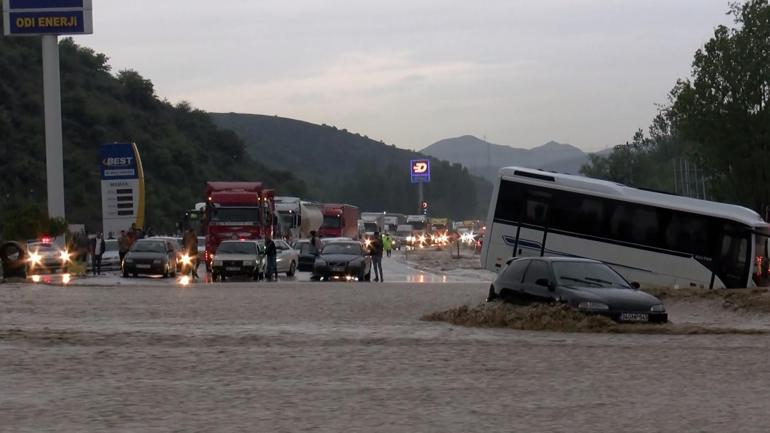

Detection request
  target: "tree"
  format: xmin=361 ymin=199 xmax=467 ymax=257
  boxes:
xmin=668 ymin=0 xmax=770 ymax=212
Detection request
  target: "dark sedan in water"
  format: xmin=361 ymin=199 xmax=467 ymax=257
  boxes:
xmin=488 ymin=257 xmax=667 ymax=323
xmin=312 ymin=241 xmax=371 ymax=281
xmin=122 ymin=238 xmax=179 ymax=278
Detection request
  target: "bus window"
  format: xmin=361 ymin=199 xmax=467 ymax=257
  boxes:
xmin=523 ymin=190 xmax=550 ymax=227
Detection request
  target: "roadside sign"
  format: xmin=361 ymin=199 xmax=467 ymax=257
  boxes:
xmin=410 ymin=159 xmax=430 ymax=183
xmin=100 ymin=143 xmax=145 ymax=237
xmin=2 ymin=0 xmax=93 ymax=36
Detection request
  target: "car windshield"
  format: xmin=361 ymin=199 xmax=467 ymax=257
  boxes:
xmin=322 ymin=243 xmax=362 ymax=255
xmin=300 ymin=244 xmax=318 ymax=255
xmin=552 ymin=262 xmax=630 ymax=288
xmin=410 ymin=222 xmax=426 ymax=230
xmin=28 ymin=243 xmax=56 ymax=253
xmin=132 ymin=241 xmax=166 ymax=253
xmin=322 ymin=215 xmax=341 ymax=229
xmin=217 ymin=242 xmax=257 ymax=255
xmin=363 ymin=222 xmax=378 ymax=232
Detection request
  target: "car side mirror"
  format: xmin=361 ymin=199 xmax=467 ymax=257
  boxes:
xmin=630 ymin=281 xmax=641 ymax=289
xmin=535 ymin=278 xmax=555 ymax=291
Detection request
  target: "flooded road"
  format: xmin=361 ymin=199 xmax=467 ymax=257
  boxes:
xmin=2 ymin=266 xmax=770 ymax=432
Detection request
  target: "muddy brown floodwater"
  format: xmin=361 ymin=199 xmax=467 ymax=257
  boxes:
xmin=1 ymin=281 xmax=770 ymax=433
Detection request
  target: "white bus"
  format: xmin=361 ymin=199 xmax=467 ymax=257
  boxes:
xmin=481 ymin=167 xmax=770 ymax=289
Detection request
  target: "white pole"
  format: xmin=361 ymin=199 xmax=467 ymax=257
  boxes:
xmin=42 ymin=35 xmax=66 ymax=221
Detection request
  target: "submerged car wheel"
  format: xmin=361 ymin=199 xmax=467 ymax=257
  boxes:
xmin=486 ymin=284 xmax=497 ymax=302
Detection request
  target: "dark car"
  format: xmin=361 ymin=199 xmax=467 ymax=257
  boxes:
xmin=297 ymin=241 xmax=318 ymax=272
xmin=312 ymin=241 xmax=371 ymax=281
xmin=488 ymin=257 xmax=667 ymax=323
xmin=122 ymin=238 xmax=179 ymax=278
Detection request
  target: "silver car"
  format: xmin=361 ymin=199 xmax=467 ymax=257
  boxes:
xmin=258 ymin=239 xmax=299 ymax=277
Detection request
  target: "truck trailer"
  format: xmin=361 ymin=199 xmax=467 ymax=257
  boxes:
xmin=319 ymin=204 xmax=360 ymax=239
xmin=275 ymin=197 xmax=323 ymax=241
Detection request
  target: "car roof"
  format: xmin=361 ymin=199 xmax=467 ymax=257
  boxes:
xmin=324 ymin=241 xmax=361 ymax=247
xmin=511 ymin=256 xmax=602 ymax=264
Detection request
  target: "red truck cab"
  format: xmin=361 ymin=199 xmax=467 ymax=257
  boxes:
xmin=319 ymin=203 xmax=359 ymax=240
xmin=202 ymin=182 xmax=275 ymax=269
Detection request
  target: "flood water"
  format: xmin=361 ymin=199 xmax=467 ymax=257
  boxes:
xmin=1 ymin=281 xmax=769 ymax=432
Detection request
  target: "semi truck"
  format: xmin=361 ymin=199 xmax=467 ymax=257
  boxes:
xmin=202 ymin=182 xmax=275 ymax=270
xmin=360 ymin=212 xmax=385 ymax=237
xmin=319 ymin=204 xmax=360 ymax=239
xmin=275 ymin=197 xmax=323 ymax=241
xmin=382 ymin=213 xmax=406 ymax=234
xmin=405 ymin=214 xmax=430 ymax=246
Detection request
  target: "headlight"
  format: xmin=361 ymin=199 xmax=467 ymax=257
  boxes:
xmin=650 ymin=304 xmax=666 ymax=313
xmin=315 ymin=259 xmax=327 ymax=267
xmin=577 ymin=301 xmax=609 ymax=311
xmin=153 ymin=259 xmax=161 ymax=265
xmin=28 ymin=251 xmax=42 ymax=265
xmin=213 ymin=260 xmax=223 ymax=266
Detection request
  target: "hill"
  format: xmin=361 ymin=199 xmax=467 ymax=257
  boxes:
xmin=0 ymin=34 xmax=306 ymax=235
xmin=421 ymin=135 xmax=593 ymax=181
xmin=210 ymin=113 xmax=492 ymax=220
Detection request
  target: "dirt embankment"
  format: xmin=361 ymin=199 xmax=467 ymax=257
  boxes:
xmin=644 ymin=287 xmax=770 ymax=313
xmin=423 ymin=302 xmax=768 ymax=335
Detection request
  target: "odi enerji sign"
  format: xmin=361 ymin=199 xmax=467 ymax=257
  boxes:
xmin=2 ymin=0 xmax=93 ymax=36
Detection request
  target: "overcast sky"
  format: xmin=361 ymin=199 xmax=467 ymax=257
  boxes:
xmin=78 ymin=0 xmax=733 ymax=152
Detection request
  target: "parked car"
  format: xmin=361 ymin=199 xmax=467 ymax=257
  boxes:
xmin=312 ymin=241 xmax=371 ymax=281
xmin=257 ymin=239 xmax=298 ymax=277
xmin=296 ymin=241 xmax=318 ymax=272
xmin=122 ymin=238 xmax=180 ymax=278
xmin=487 ymin=257 xmax=667 ymax=323
xmin=211 ymin=240 xmax=265 ymax=281
xmin=148 ymin=236 xmax=185 ymax=272
xmin=87 ymin=239 xmax=121 ymax=271
xmin=25 ymin=241 xmax=68 ymax=274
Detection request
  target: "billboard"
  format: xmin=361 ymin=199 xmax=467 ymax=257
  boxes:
xmin=2 ymin=0 xmax=93 ymax=36
xmin=100 ymin=143 xmax=145 ymax=237
xmin=410 ymin=159 xmax=430 ymax=183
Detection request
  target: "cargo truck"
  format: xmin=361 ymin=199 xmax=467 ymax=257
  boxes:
xmin=319 ymin=204 xmax=360 ymax=239
xmin=202 ymin=182 xmax=275 ymax=270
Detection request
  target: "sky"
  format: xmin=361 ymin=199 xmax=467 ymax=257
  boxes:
xmin=76 ymin=0 xmax=735 ymax=152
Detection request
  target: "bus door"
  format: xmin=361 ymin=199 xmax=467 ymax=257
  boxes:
xmin=711 ymin=223 xmax=751 ymax=288
xmin=519 ymin=189 xmax=551 ymax=258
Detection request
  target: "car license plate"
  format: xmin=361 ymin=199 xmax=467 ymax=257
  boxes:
xmin=619 ymin=313 xmax=649 ymax=322
xmin=136 ymin=264 xmax=151 ymax=269
xmin=226 ymin=266 xmax=241 ymax=271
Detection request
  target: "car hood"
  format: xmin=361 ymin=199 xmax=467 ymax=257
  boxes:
xmin=318 ymin=254 xmax=364 ymax=263
xmin=126 ymin=252 xmax=166 ymax=260
xmin=214 ymin=253 xmax=259 ymax=261
xmin=560 ymin=286 xmax=662 ymax=310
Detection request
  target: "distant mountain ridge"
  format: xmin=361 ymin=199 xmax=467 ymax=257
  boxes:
xmin=209 ymin=113 xmax=492 ymax=220
xmin=421 ymin=135 xmax=607 ymax=181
